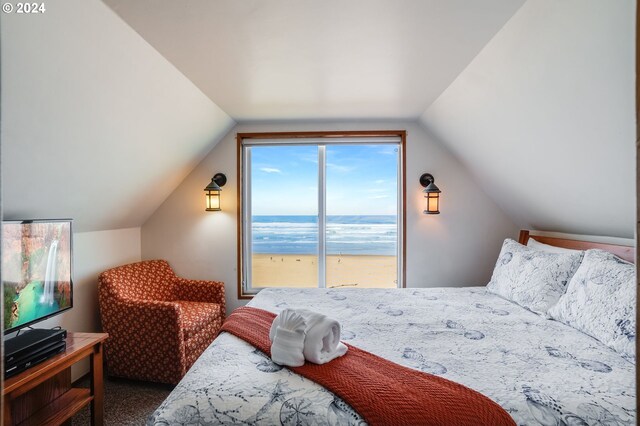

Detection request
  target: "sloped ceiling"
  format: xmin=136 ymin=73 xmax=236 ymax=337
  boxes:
xmin=2 ymin=0 xmax=634 ymax=239
xmin=1 ymin=0 xmax=235 ymax=232
xmin=420 ymin=0 xmax=635 ymax=238
xmin=102 ymin=0 xmax=525 ymax=121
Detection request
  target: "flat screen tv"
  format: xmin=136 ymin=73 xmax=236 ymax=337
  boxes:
xmin=2 ymin=219 xmax=73 ymax=334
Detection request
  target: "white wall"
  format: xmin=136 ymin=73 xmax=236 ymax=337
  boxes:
xmin=23 ymin=227 xmax=142 ymax=380
xmin=0 ymin=0 xmax=234 ymax=233
xmin=142 ymin=121 xmax=518 ymax=313
xmin=421 ymin=0 xmax=635 ymax=238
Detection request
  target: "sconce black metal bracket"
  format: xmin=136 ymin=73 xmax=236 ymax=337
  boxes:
xmin=213 ymin=173 xmax=227 ymax=187
xmin=419 ymin=173 xmax=434 ymax=187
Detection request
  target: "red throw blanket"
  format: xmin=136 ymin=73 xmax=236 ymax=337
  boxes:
xmin=220 ymin=306 xmax=515 ymax=426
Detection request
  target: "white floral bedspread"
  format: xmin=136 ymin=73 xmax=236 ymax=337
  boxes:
xmin=148 ymin=287 xmax=636 ymax=425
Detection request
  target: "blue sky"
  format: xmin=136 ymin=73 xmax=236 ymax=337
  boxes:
xmin=251 ymin=144 xmax=398 ymax=215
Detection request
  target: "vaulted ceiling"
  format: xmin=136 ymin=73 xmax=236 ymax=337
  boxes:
xmin=1 ymin=0 xmax=234 ymax=231
xmin=103 ymin=0 xmax=525 ymax=121
xmin=2 ymin=0 xmax=635 ymax=238
xmin=421 ymin=0 xmax=635 ymax=238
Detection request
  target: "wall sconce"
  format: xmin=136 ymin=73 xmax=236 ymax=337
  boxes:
xmin=204 ymin=173 xmax=227 ymax=211
xmin=420 ymin=173 xmax=441 ymax=215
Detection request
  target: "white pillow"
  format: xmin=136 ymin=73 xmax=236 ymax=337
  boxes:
xmin=487 ymin=239 xmax=584 ymax=314
xmin=527 ymin=237 xmax=582 ymax=254
xmin=548 ymin=249 xmax=635 ymax=362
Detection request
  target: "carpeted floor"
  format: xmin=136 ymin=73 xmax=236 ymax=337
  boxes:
xmin=72 ymin=377 xmax=173 ymax=425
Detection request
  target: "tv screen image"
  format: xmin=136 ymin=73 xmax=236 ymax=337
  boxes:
xmin=2 ymin=220 xmax=73 ymax=333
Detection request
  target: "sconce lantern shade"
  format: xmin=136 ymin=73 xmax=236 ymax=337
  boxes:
xmin=420 ymin=173 xmax=441 ymax=215
xmin=204 ymin=173 xmax=227 ymax=211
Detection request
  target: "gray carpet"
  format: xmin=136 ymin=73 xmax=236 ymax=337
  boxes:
xmin=72 ymin=377 xmax=173 ymax=425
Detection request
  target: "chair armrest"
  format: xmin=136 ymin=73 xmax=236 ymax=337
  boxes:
xmin=174 ymin=278 xmax=226 ymax=310
xmin=106 ymin=299 xmax=184 ymax=342
xmin=99 ymin=298 xmax=188 ymax=383
xmin=118 ymin=299 xmax=181 ymax=318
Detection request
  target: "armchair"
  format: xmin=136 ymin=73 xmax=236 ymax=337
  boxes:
xmin=98 ymin=260 xmax=225 ymax=384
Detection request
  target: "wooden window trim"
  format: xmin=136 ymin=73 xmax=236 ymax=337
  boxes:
xmin=236 ymin=130 xmax=407 ymax=299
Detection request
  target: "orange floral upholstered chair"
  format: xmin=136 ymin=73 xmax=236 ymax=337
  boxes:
xmin=98 ymin=260 xmax=225 ymax=384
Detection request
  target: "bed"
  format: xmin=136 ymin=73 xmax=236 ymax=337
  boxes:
xmin=148 ymin=231 xmax=636 ymax=425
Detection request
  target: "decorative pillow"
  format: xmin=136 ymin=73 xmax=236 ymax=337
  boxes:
xmin=487 ymin=239 xmax=583 ymax=314
xmin=548 ymin=249 xmax=635 ymax=362
xmin=527 ymin=237 xmax=582 ymax=254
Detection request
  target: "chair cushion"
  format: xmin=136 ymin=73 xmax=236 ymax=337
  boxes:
xmin=178 ymin=301 xmax=224 ymax=341
xmin=179 ymin=301 xmax=224 ymax=369
xmin=184 ymin=320 xmax=224 ymax=369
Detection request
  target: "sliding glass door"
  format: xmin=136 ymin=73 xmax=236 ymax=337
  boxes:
xmin=325 ymin=144 xmax=399 ymax=288
xmin=246 ymin=145 xmax=319 ymax=288
xmin=240 ymin=135 xmax=403 ymax=295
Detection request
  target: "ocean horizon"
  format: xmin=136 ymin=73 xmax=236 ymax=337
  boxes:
xmin=251 ymin=215 xmax=397 ymax=256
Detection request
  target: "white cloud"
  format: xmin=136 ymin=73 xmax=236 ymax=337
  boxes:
xmin=368 ymin=195 xmax=389 ymax=199
xmin=300 ymin=154 xmax=318 ymax=164
xmin=374 ymin=179 xmax=386 ymax=184
xmin=378 ymin=148 xmax=397 ymax=155
xmin=260 ymin=167 xmax=282 ymax=174
xmin=327 ymin=163 xmax=354 ymax=173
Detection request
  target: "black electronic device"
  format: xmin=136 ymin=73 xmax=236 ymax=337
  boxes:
xmin=2 ymin=219 xmax=74 ymax=335
xmin=5 ymin=340 xmax=67 ymax=378
xmin=4 ymin=328 xmax=67 ymax=373
xmin=6 ymin=337 xmax=67 ymax=369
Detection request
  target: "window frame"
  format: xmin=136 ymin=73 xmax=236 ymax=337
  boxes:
xmin=236 ymin=130 xmax=407 ymax=299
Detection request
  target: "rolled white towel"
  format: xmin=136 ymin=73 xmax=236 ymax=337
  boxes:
xmin=270 ymin=308 xmax=348 ymax=365
xmin=297 ymin=309 xmax=348 ymax=364
xmin=269 ymin=309 xmax=306 ymax=367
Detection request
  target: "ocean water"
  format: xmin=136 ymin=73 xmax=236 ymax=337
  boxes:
xmin=13 ymin=281 xmax=61 ymax=328
xmin=251 ymin=215 xmax=397 ymax=255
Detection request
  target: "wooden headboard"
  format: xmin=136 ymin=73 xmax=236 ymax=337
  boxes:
xmin=519 ymin=230 xmax=636 ymax=264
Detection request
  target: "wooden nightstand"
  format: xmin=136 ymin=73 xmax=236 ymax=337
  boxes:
xmin=3 ymin=332 xmax=108 ymax=426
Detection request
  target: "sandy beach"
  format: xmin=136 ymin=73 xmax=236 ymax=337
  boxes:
xmin=252 ymin=254 xmax=397 ymax=288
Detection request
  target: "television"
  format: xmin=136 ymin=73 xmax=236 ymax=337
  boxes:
xmin=2 ymin=219 xmax=73 ymax=334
